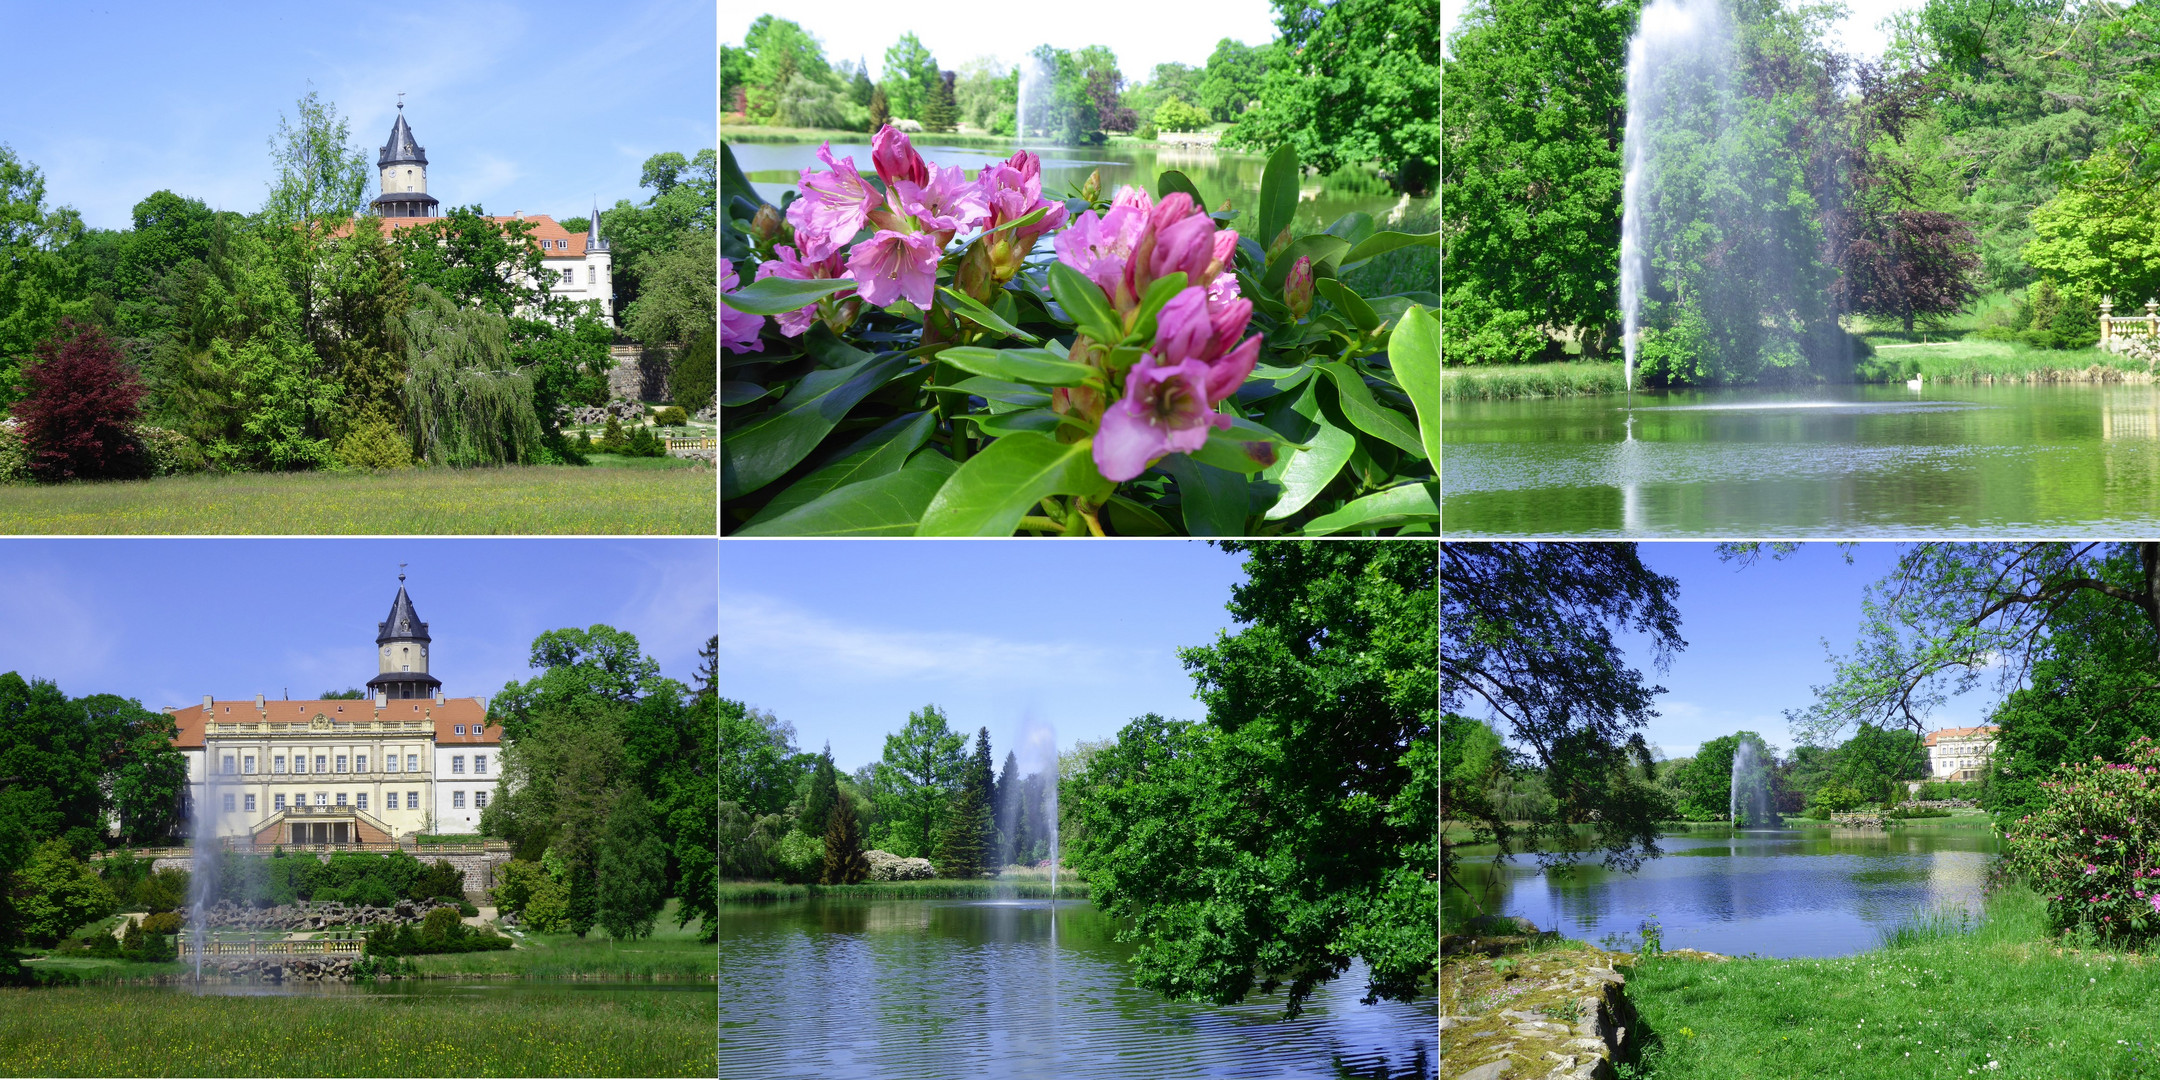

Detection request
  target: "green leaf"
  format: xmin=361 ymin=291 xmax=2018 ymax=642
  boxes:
xmin=1336 ymin=230 xmax=1440 ymax=273
xmin=721 ymin=354 xmax=909 ymax=499
xmin=1317 ymin=363 xmax=1426 ymax=459
xmin=1047 ymin=261 xmax=1122 ymax=343
xmin=1264 ymin=417 xmax=1356 ymax=520
xmin=721 ymin=276 xmax=855 ymax=316
xmin=1257 ymin=143 xmax=1301 ymax=252
xmin=1262 ymin=234 xmax=1353 ymax=293
xmin=936 ymin=346 xmax=1097 ymax=387
xmin=963 ymin=408 xmax=1079 ymax=438
xmin=1191 ymin=425 xmax=1285 ymax=474
xmin=1323 ymin=211 xmax=1377 ymax=248
xmin=917 ymin=432 xmax=1112 ymax=536
xmin=938 ymin=286 xmax=1040 ymax=344
xmin=1102 ymin=494 xmax=1173 ymax=536
xmin=718 ymin=381 xmax=771 ymax=407
xmin=740 ymin=410 xmax=936 ymax=527
xmin=1160 ymin=454 xmax=1251 ymax=536
xmin=720 ymin=143 xmax=760 ymax=209
xmin=734 ymin=465 xmax=955 ymax=536
xmin=984 ymin=204 xmax=1049 ymax=237
xmin=1390 ymin=306 xmax=1439 ymax=464
xmin=1299 ymin=482 xmax=1438 ymax=535
xmin=928 ymin=375 xmax=1053 ymax=408
xmin=1155 ymin=170 xmax=1205 ymax=206
xmin=1314 ymin=278 xmax=1380 ymax=333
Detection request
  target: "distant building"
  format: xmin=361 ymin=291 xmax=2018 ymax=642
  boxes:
xmin=1925 ymin=725 xmax=1998 ymax=781
xmin=356 ymin=102 xmax=615 ymax=321
xmin=167 ymin=574 xmax=504 ymax=843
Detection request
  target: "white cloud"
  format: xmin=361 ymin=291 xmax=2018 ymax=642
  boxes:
xmin=718 ymin=591 xmax=1132 ymax=687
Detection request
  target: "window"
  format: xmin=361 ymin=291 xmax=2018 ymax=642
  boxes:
xmin=316 ymin=792 xmax=328 ymax=806
xmin=475 ymin=754 xmax=487 ymax=774
xmin=336 ymin=755 xmax=348 ymax=773
xmin=561 ymin=268 xmax=574 ymax=285
xmin=402 ymin=664 xmax=409 ymax=672
xmin=274 ymin=793 xmax=287 ymax=810
xmin=357 ymin=793 xmax=367 ymax=810
xmin=294 ymin=754 xmax=306 ymax=774
xmin=222 ymin=793 xmax=235 ymax=812
xmin=337 ymin=793 xmax=348 ymax=806
xmin=407 ymin=754 xmax=419 ymax=772
xmin=407 ymin=791 xmax=420 ymax=810
xmin=475 ymin=791 xmax=488 ymax=809
xmin=274 ymin=756 xmax=286 ymax=774
xmin=453 ymin=755 xmax=465 ymax=774
xmin=454 ymin=724 xmax=465 ymax=735
xmin=357 ymin=754 xmax=368 ymax=773
xmin=588 ymin=266 xmax=596 ymax=284
xmin=314 ymin=755 xmax=326 ymax=773
xmin=245 ymin=794 xmax=257 ymax=812
xmin=243 ymin=755 xmax=256 ymax=774
xmin=453 ymin=790 xmax=466 ymax=809
xmin=387 ymin=754 xmax=399 ymax=773
xmin=222 ymin=755 xmax=235 ymax=774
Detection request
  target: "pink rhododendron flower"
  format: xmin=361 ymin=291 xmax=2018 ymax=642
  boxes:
xmin=755 ymin=245 xmax=852 ymax=338
xmin=979 ymin=153 xmax=1068 ymax=247
xmin=1093 ymin=359 xmax=1229 ymax=481
xmin=1054 ymin=202 xmax=1151 ymax=305
xmin=720 ymin=258 xmax=765 ymax=354
xmin=848 ymin=229 xmax=943 ymax=309
xmin=1152 ymin=287 xmax=1216 ymax=364
xmin=895 ymin=163 xmax=989 ymax=235
xmin=788 ymin=145 xmax=878 ymax=260
xmin=872 ymin=126 xmax=929 ymax=190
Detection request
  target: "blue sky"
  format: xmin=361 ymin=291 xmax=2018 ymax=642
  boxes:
xmin=725 ymin=1 xmax=1281 ymax=91
xmin=1583 ymin=542 xmax=1997 ymax=760
xmin=8 ymin=0 xmax=715 ymax=231
xmin=1441 ymin=0 xmax=1922 ymax=60
xmin=716 ymin=541 xmax=1255 ymax=774
xmin=0 ymin=539 xmax=716 ymax=713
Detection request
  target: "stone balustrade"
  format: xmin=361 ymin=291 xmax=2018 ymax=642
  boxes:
xmin=2100 ymin=296 xmax=2160 ymax=353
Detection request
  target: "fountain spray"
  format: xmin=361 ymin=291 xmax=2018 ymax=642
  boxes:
xmin=188 ymin=753 xmax=224 ymax=983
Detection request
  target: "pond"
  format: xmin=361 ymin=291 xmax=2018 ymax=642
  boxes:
xmin=1441 ymin=383 xmax=2160 ymax=536
xmin=726 ymin=139 xmax=1408 ymax=237
xmin=1447 ymin=823 xmax=2003 ymax=958
xmin=716 ymin=897 xmax=1437 ymax=1079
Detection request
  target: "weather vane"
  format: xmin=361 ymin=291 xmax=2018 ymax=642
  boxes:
xmin=397 ymin=92 xmax=405 ymax=111
xmin=399 ymin=562 xmax=407 ymax=583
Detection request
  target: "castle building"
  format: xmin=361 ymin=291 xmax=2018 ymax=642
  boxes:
xmin=1924 ymin=725 xmax=1998 ymax=782
xmin=357 ymin=102 xmax=615 ymax=321
xmin=167 ymin=575 xmax=504 ymax=844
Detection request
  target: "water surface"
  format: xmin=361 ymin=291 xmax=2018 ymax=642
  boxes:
xmin=717 ymin=897 xmax=1435 ymax=1079
xmin=1443 ymin=383 xmax=2160 ymax=535
xmin=1448 ymin=824 xmax=2002 ymax=957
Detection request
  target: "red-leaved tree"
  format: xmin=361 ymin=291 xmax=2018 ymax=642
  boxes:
xmin=16 ymin=319 xmax=146 ymax=481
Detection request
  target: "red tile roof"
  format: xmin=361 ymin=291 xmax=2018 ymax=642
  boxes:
xmin=334 ymin=214 xmax=590 ymax=257
xmin=166 ymin=698 xmax=497 ymax=748
xmin=1924 ymin=725 xmax=1998 ymax=746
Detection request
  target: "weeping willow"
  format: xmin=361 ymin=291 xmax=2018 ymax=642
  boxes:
xmin=401 ymin=285 xmax=545 ymax=467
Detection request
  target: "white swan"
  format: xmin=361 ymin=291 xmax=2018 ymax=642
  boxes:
xmin=1906 ymin=372 xmax=1924 ymax=391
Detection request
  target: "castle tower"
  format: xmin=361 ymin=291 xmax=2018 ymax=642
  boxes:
xmin=366 ymin=571 xmax=443 ymax=702
xmin=370 ymin=102 xmax=440 ymax=219
xmin=588 ymin=198 xmax=614 ymax=322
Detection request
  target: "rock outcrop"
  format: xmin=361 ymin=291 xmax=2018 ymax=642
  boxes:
xmin=863 ymin=850 xmax=936 ymax=881
xmin=1440 ymin=919 xmax=1658 ymax=1080
xmin=189 ymin=898 xmax=463 ymax=931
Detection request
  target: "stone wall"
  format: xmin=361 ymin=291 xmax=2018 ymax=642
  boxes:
xmin=607 ymin=343 xmax=672 ymax=403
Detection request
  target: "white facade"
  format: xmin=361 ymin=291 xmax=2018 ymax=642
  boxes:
xmin=431 ymin=735 xmax=499 ymax=834
xmin=1925 ymin=725 xmax=1998 ymax=781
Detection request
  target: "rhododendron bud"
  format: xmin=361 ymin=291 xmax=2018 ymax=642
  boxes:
xmin=1209 ymin=297 xmax=1255 ymax=357
xmin=1148 ymin=212 xmax=1217 ymax=286
xmin=1203 ymin=334 xmax=1262 ymax=404
xmin=1267 ymin=225 xmax=1295 ymax=262
xmin=957 ymin=239 xmax=997 ymax=303
xmin=1152 ymin=287 xmax=1215 ymax=364
xmin=1285 ymin=257 xmax=1315 ymax=319
xmin=752 ymin=203 xmax=783 ymax=243
xmin=872 ymin=126 xmax=929 ymax=190
xmin=1081 ymin=169 xmax=1101 ymax=204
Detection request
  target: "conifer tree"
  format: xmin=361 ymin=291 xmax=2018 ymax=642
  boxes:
xmin=868 ymin=86 xmax=890 ymax=133
xmin=803 ymin=744 xmax=840 ymax=838
xmin=821 ymin=791 xmax=869 ymax=885
xmin=993 ymin=751 xmax=1021 ymax=864
xmin=923 ymin=71 xmax=959 ymax=133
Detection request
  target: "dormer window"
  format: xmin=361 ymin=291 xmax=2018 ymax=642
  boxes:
xmin=454 ymin=724 xmax=464 ymax=735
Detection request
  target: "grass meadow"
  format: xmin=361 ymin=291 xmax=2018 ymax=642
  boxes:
xmin=0 ymin=459 xmax=714 ymax=534
xmin=1619 ymin=886 xmax=2160 ymax=1079
xmin=0 ymin=983 xmax=714 ymax=1077
xmin=717 ymin=878 xmax=1090 ymax=904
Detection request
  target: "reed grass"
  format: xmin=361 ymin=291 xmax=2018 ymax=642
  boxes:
xmin=0 ymin=984 xmax=713 ymax=1076
xmin=1443 ymin=361 xmax=1630 ymax=401
xmin=716 ymin=878 xmax=1090 ymax=903
xmin=1621 ymin=887 xmax=2160 ymax=1079
xmin=0 ymin=465 xmax=714 ymax=534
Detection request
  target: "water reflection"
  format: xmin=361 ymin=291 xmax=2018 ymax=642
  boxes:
xmin=1448 ymin=826 xmax=2001 ymax=957
xmin=718 ymin=898 xmax=1435 ymax=1080
xmin=1444 ymin=382 xmax=2160 ymax=535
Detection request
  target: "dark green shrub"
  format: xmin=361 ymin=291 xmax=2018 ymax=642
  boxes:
xmin=595 ymin=416 xmax=627 ymax=452
xmin=652 ymin=406 xmax=688 ymax=426
xmin=365 ymin=913 xmax=514 ymax=956
xmin=625 ymin=424 xmax=665 ymax=457
xmin=137 ymin=911 xmax=183 ymax=935
xmin=667 ymin=329 xmax=715 ymax=412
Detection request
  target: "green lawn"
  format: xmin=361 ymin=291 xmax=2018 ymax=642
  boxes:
xmin=1855 ymin=335 xmax=2145 ymax=384
xmin=1442 ymin=360 xmax=1628 ymax=401
xmin=404 ymin=905 xmax=714 ymax=980
xmin=1621 ymin=887 xmax=2160 ymax=1079
xmin=0 ymin=983 xmax=713 ymax=1076
xmin=0 ymin=464 xmax=714 ymax=533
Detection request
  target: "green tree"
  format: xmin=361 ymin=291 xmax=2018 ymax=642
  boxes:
xmin=393 ymin=207 xmax=549 ymax=321
xmin=1197 ymin=39 xmax=1266 ymax=122
xmin=1153 ymin=99 xmax=1212 ymax=134
xmin=956 ymin=59 xmax=1020 ymax=134
xmin=1232 ymin=0 xmax=1437 ymax=192
xmin=876 ymin=704 xmax=967 ymax=859
xmin=869 ymin=85 xmax=891 ymax=133
xmin=801 ymin=744 xmax=840 ymax=840
xmin=2023 ymin=150 xmax=2160 ymax=311
xmin=1071 ymin=540 xmax=1436 ymax=1016
xmin=399 ymin=285 xmax=544 ymax=467
xmin=262 ymin=91 xmax=372 ymax=347
xmin=821 ymin=791 xmax=869 ymax=885
xmin=740 ymin=17 xmax=836 ymax=124
xmin=622 ymin=228 xmax=717 ymax=350
xmin=936 ymin=727 xmax=996 ymax=877
xmin=881 ymin=33 xmax=941 ymax=120
xmin=0 ymin=146 xmax=84 ymax=403
xmin=595 ymin=787 xmax=667 ymax=941
xmin=9 ymin=838 xmax=117 ymax=946
xmin=921 ymin=70 xmax=959 ymax=134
